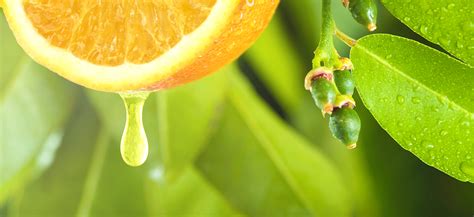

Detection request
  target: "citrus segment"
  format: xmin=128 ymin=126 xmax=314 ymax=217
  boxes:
xmin=24 ymin=0 xmax=216 ymax=66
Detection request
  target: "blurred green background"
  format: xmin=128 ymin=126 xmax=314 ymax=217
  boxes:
xmin=1 ymin=1 xmax=473 ymax=217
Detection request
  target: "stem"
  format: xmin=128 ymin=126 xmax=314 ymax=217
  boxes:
xmin=335 ymin=27 xmax=357 ymax=47
xmin=311 ymin=0 xmax=340 ymax=69
xmin=320 ymin=0 xmax=335 ymax=49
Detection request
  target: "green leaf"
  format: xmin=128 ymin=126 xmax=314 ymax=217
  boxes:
xmin=155 ymin=72 xmax=228 ymax=181
xmin=280 ymin=0 xmax=320 ymax=51
xmin=196 ymin=66 xmax=350 ymax=217
xmin=86 ymin=91 xmax=124 ymax=140
xmin=10 ymin=104 xmax=242 ymax=217
xmin=145 ymin=167 xmax=245 ymax=217
xmin=0 ymin=13 xmax=76 ymax=203
xmin=244 ymin=14 xmax=306 ymax=113
xmin=351 ymin=34 xmax=474 ymax=182
xmin=381 ymin=0 xmax=474 ymax=66
xmin=9 ymin=108 xmax=116 ymax=217
xmin=290 ymin=99 xmax=381 ymax=217
xmin=0 ymin=11 xmax=22 ymax=90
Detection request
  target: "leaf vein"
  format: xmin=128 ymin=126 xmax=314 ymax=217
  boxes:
xmin=228 ymin=78 xmax=318 ymax=216
xmin=76 ymin=129 xmax=110 ymax=217
xmin=356 ymin=44 xmax=472 ymax=115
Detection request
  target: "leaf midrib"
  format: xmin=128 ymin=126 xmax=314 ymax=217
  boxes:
xmin=155 ymin=87 xmax=247 ymax=217
xmin=228 ymin=84 xmax=318 ymax=217
xmin=355 ymin=44 xmax=472 ymax=115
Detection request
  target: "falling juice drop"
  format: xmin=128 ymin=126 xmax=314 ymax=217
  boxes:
xmin=119 ymin=92 xmax=150 ymax=167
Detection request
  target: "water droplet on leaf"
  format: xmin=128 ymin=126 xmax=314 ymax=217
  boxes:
xmin=397 ymin=95 xmax=405 ymax=104
xmin=461 ymin=121 xmax=470 ymax=127
xmin=423 ymin=141 xmax=434 ymax=149
xmin=411 ymin=97 xmax=421 ymax=104
xmin=420 ymin=25 xmax=429 ymax=34
xmin=459 ymin=161 xmax=474 ymax=179
xmin=439 ymin=37 xmax=451 ymax=46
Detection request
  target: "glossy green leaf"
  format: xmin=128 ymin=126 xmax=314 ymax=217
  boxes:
xmin=0 ymin=13 xmax=76 ymax=203
xmin=154 ymin=72 xmax=228 ymax=180
xmin=196 ymin=67 xmax=350 ymax=217
xmin=381 ymin=0 xmax=474 ymax=66
xmin=351 ymin=34 xmax=474 ymax=182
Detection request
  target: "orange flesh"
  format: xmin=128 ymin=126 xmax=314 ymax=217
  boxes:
xmin=24 ymin=0 xmax=216 ymax=66
xmin=149 ymin=1 xmax=278 ymax=90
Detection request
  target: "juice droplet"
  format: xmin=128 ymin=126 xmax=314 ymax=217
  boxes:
xmin=119 ymin=92 xmax=150 ymax=167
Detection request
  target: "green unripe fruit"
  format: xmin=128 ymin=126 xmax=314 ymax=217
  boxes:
xmin=329 ymin=107 xmax=361 ymax=149
xmin=311 ymin=77 xmax=337 ymax=114
xmin=348 ymin=0 xmax=378 ymax=31
xmin=334 ymin=70 xmax=355 ymax=95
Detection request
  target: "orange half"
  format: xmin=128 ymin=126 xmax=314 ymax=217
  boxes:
xmin=2 ymin=0 xmax=279 ymax=91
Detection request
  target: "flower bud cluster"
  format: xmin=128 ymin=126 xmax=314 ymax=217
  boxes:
xmin=305 ymin=58 xmax=361 ymax=149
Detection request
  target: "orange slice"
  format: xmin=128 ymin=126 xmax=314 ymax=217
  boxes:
xmin=1 ymin=0 xmax=278 ymax=91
